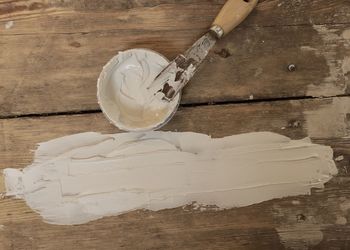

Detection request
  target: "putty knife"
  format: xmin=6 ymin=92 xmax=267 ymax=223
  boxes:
xmin=148 ymin=0 xmax=258 ymax=101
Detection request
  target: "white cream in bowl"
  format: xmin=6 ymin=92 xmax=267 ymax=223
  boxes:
xmin=97 ymin=49 xmax=180 ymax=131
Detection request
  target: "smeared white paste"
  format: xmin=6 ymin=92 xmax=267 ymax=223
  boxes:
xmin=4 ymin=131 xmax=337 ymax=225
xmin=97 ymin=49 xmax=180 ymax=131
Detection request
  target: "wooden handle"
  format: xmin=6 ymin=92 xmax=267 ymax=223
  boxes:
xmin=212 ymin=0 xmax=258 ymax=37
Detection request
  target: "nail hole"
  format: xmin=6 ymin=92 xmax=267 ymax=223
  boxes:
xmin=69 ymin=41 xmax=81 ymax=48
xmin=215 ymin=48 xmax=232 ymax=58
xmin=287 ymin=120 xmax=301 ymax=128
xmin=296 ymin=214 xmax=306 ymax=222
xmin=288 ymin=64 xmax=296 ymax=72
xmin=243 ymin=0 xmax=250 ymax=2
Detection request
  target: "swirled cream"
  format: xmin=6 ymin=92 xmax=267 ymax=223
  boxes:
xmin=3 ymin=131 xmax=337 ymax=225
xmin=97 ymin=49 xmax=180 ymax=131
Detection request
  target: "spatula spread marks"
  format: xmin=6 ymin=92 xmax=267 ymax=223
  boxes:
xmin=3 ymin=131 xmax=337 ymax=225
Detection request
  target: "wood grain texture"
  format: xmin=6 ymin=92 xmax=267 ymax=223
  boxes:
xmin=0 ymin=24 xmax=349 ymax=116
xmin=1 ymin=0 xmax=349 ymax=35
xmin=0 ymin=96 xmax=350 ymax=249
xmin=1 ymin=0 xmax=350 ymax=116
xmin=0 ymin=171 xmax=5 ymax=194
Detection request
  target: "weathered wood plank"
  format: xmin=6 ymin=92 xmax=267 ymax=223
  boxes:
xmin=0 ymin=190 xmax=349 ymax=250
xmin=1 ymin=96 xmax=350 ymax=169
xmin=1 ymin=0 xmax=349 ymax=35
xmin=0 ymin=2 xmax=219 ymax=34
xmin=1 ymin=0 xmax=350 ymax=116
xmin=1 ymin=23 xmax=349 ymax=116
xmin=0 ymin=172 xmax=4 ymax=193
xmin=0 ymin=97 xmax=349 ymax=249
xmin=186 ymin=24 xmax=350 ymax=104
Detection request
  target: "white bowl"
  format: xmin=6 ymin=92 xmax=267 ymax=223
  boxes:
xmin=97 ymin=48 xmax=180 ymax=131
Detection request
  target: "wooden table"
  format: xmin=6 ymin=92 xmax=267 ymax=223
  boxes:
xmin=1 ymin=0 xmax=350 ymax=249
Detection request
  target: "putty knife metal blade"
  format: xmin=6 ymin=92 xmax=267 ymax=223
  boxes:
xmin=148 ymin=31 xmax=218 ymax=101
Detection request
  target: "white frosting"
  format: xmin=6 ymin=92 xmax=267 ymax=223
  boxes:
xmin=4 ymin=131 xmax=337 ymax=225
xmin=97 ymin=49 xmax=180 ymax=131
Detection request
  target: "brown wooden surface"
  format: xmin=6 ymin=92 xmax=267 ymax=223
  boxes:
xmin=1 ymin=0 xmax=350 ymax=249
xmin=1 ymin=0 xmax=350 ymax=116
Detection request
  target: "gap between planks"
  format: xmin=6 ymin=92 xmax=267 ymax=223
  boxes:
xmin=1 ymin=94 xmax=349 ymax=120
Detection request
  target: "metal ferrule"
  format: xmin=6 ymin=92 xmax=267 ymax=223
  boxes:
xmin=210 ymin=25 xmax=224 ymax=39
